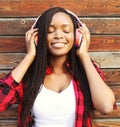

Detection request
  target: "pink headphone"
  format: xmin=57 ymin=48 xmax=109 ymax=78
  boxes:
xmin=31 ymin=9 xmax=83 ymax=48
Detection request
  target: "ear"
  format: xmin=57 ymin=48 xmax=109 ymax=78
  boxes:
xmin=34 ymin=35 xmax=38 ymax=46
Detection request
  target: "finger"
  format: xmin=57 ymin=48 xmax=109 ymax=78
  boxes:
xmin=31 ymin=31 xmax=38 ymax=41
xmin=25 ymin=28 xmax=38 ymax=37
xmin=25 ymin=29 xmax=38 ymax=42
xmin=78 ymin=26 xmax=90 ymax=36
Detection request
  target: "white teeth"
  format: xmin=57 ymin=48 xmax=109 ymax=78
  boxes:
xmin=52 ymin=43 xmax=66 ymax=48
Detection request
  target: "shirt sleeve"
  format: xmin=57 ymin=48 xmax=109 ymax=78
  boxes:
xmin=92 ymin=60 xmax=105 ymax=80
xmin=0 ymin=72 xmax=23 ymax=112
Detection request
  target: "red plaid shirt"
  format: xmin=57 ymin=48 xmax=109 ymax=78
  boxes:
xmin=0 ymin=61 xmax=114 ymax=127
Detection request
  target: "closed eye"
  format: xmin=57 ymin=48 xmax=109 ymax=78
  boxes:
xmin=63 ymin=30 xmax=70 ymax=33
xmin=62 ymin=25 xmax=72 ymax=33
xmin=48 ymin=26 xmax=55 ymax=33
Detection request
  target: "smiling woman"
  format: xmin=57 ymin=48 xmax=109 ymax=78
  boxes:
xmin=0 ymin=7 xmax=116 ymax=127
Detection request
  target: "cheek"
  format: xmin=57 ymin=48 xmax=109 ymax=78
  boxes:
xmin=46 ymin=35 xmax=53 ymax=48
xmin=46 ymin=35 xmax=51 ymax=44
xmin=68 ymin=33 xmax=74 ymax=46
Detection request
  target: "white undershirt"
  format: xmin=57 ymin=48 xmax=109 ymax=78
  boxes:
xmin=32 ymin=80 xmax=76 ymax=127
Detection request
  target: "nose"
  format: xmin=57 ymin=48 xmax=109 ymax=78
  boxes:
xmin=54 ymin=30 xmax=63 ymax=39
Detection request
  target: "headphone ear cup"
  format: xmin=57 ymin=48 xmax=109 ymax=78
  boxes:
xmin=75 ymin=29 xmax=82 ymax=48
xmin=34 ymin=35 xmax=38 ymax=46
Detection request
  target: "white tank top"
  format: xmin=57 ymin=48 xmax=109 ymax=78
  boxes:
xmin=32 ymin=80 xmax=76 ymax=127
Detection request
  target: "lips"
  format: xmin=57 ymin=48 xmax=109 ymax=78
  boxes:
xmin=51 ymin=42 xmax=67 ymax=48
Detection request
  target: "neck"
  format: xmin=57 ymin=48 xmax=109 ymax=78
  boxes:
xmin=48 ymin=55 xmax=68 ymax=74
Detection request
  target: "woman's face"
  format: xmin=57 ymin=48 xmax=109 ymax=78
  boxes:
xmin=47 ymin=12 xmax=74 ymax=57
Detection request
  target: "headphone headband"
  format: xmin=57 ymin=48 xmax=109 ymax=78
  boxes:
xmin=31 ymin=8 xmax=82 ymax=29
xmin=65 ymin=9 xmax=83 ymax=27
xmin=31 ymin=15 xmax=41 ymax=29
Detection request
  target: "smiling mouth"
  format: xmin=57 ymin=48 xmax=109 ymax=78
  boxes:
xmin=51 ymin=42 xmax=67 ymax=48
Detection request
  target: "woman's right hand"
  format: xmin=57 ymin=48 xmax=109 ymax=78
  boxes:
xmin=11 ymin=28 xmax=38 ymax=82
xmin=25 ymin=28 xmax=38 ymax=59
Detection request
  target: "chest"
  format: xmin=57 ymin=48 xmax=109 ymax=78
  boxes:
xmin=44 ymin=73 xmax=72 ymax=93
xmin=32 ymin=81 xmax=76 ymax=127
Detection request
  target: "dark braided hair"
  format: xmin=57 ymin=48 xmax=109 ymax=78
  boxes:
xmin=20 ymin=7 xmax=93 ymax=126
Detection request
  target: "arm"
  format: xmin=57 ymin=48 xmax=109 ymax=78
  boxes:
xmin=76 ymin=24 xmax=115 ymax=114
xmin=79 ymin=53 xmax=115 ymax=114
xmin=0 ymin=73 xmax=22 ymax=111
xmin=11 ymin=28 xmax=38 ymax=83
xmin=0 ymin=28 xmax=38 ymax=111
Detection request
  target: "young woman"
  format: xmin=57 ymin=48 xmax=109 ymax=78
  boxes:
xmin=0 ymin=7 xmax=116 ymax=127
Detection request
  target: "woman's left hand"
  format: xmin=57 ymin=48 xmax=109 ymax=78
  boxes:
xmin=76 ymin=23 xmax=91 ymax=57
